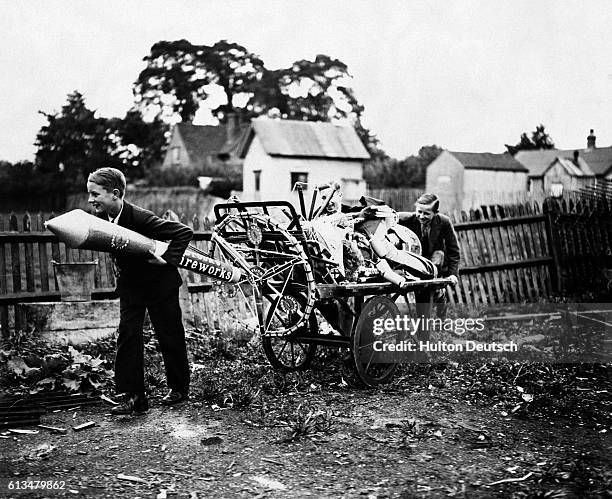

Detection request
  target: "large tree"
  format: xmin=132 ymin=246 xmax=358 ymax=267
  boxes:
xmin=35 ymin=92 xmax=168 ymax=189
xmin=133 ymin=40 xmax=369 ymax=136
xmin=35 ymin=91 xmax=124 ymax=191
xmin=505 ymin=124 xmax=555 ymax=155
xmin=134 ymin=39 xmax=265 ymax=123
xmin=111 ymin=109 xmax=169 ymax=178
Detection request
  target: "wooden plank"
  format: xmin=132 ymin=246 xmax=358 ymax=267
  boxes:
xmin=524 ymin=219 xmax=541 ymax=297
xmin=9 ymin=214 xmax=21 ymax=294
xmin=106 ymin=252 xmax=116 ymax=289
xmin=0 ymin=215 xmax=7 ymax=295
xmin=491 ymin=269 xmax=503 ymax=303
xmin=455 ymin=213 xmax=478 ymax=304
xmin=497 ymin=224 xmax=519 ymax=302
xmin=0 ymin=283 xmax=211 ymax=307
xmin=0 ymin=215 xmax=8 ymax=336
xmin=475 ymin=273 xmax=488 ymax=306
xmin=65 ymin=241 xmax=72 ymax=263
xmin=0 ymin=288 xmax=117 ymax=306
xmin=460 ymin=275 xmax=472 ymax=306
xmin=452 ymin=214 xmax=546 ymax=231
xmin=37 ymin=214 xmax=50 ymax=293
xmin=539 ymin=265 xmax=551 ymax=297
xmin=543 ymin=203 xmax=562 ymax=293
xmin=474 ymin=208 xmax=496 ymax=303
xmin=512 ymin=214 xmax=533 ymax=302
xmin=458 ymin=257 xmax=553 ymax=273
xmin=461 ymin=224 xmax=485 ymax=304
xmin=507 ymin=206 xmax=527 ymax=301
xmin=482 ymin=207 xmax=504 ymax=303
xmin=23 ymin=214 xmax=35 ymax=292
xmin=487 ymin=206 xmax=507 ymax=302
xmin=50 ymin=236 xmax=61 ymax=292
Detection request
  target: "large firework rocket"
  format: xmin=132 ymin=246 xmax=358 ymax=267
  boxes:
xmin=45 ymin=209 xmax=241 ymax=283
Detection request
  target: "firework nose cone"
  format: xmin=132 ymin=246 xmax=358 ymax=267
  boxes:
xmin=45 ymin=209 xmax=91 ymax=248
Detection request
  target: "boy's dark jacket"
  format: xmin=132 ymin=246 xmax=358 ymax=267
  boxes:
xmin=100 ymin=201 xmax=193 ymax=290
xmin=398 ymin=212 xmax=460 ymax=278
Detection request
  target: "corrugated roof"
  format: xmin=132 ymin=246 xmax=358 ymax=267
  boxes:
xmin=551 ymin=157 xmax=596 ymax=177
xmin=240 ymin=118 xmax=370 ymax=160
xmin=448 ymin=151 xmax=528 ymax=172
xmin=515 ymin=146 xmax=612 ymax=177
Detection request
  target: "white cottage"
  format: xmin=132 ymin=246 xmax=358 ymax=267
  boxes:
xmin=237 ymin=118 xmax=370 ymax=207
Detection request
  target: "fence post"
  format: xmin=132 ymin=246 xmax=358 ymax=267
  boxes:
xmin=23 ymin=213 xmax=35 ymax=292
xmin=0 ymin=215 xmax=7 ymax=337
xmin=543 ymin=198 xmax=562 ymax=293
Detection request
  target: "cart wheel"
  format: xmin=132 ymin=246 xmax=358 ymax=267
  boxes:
xmin=352 ymin=296 xmax=399 ymax=386
xmin=209 ymin=213 xmax=316 ymax=337
xmin=262 ymin=307 xmax=318 ymax=371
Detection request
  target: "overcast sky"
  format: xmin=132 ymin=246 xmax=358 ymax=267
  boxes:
xmin=2 ymin=0 xmax=611 ymax=163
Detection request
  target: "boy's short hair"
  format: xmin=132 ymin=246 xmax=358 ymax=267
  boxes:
xmin=416 ymin=193 xmax=439 ymax=212
xmin=88 ymin=168 xmax=126 ymax=198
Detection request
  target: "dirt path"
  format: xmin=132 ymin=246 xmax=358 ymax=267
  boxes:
xmin=2 ymin=368 xmax=610 ymax=498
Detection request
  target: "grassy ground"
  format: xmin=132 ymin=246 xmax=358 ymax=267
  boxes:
xmin=1 ymin=331 xmax=610 ymax=498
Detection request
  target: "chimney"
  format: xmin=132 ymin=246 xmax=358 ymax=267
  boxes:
xmin=587 ymin=129 xmax=596 ymax=149
xmin=226 ymin=112 xmax=240 ymax=143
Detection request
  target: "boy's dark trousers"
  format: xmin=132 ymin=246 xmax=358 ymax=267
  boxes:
xmin=115 ymin=284 xmax=190 ymax=394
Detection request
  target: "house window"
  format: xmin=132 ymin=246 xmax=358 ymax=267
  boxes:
xmin=171 ymin=147 xmax=180 ymax=164
xmin=291 ymin=172 xmax=308 ymax=190
xmin=437 ymin=175 xmax=451 ymax=183
xmin=550 ymin=182 xmax=563 ymax=198
xmin=253 ymin=170 xmax=261 ymax=192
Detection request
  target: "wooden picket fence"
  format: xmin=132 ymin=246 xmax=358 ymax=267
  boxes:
xmin=1 ymin=198 xmax=610 ymax=333
xmin=0 ymin=211 xmax=215 ymax=334
xmin=444 ymin=197 xmax=611 ymax=306
xmin=446 ymin=202 xmax=552 ymax=306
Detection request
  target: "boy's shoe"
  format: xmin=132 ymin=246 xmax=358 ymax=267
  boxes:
xmin=110 ymin=392 xmax=149 ymax=415
xmin=160 ymin=389 xmax=189 ymax=406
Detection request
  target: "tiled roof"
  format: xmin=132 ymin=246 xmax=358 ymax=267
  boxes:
xmin=239 ymin=118 xmax=370 ymax=160
xmin=176 ymin=123 xmax=228 ymax=164
xmin=515 ymin=146 xmax=612 ymax=177
xmin=448 ymin=151 xmax=528 ymax=172
xmin=581 ymin=147 xmax=612 ymax=176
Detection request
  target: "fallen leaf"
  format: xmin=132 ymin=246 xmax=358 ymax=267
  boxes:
xmin=62 ymin=378 xmax=80 ymax=391
xmin=7 ymin=357 xmax=39 ymax=377
xmin=68 ymin=346 xmax=92 ymax=364
xmin=29 ymin=443 xmax=56 ymax=460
